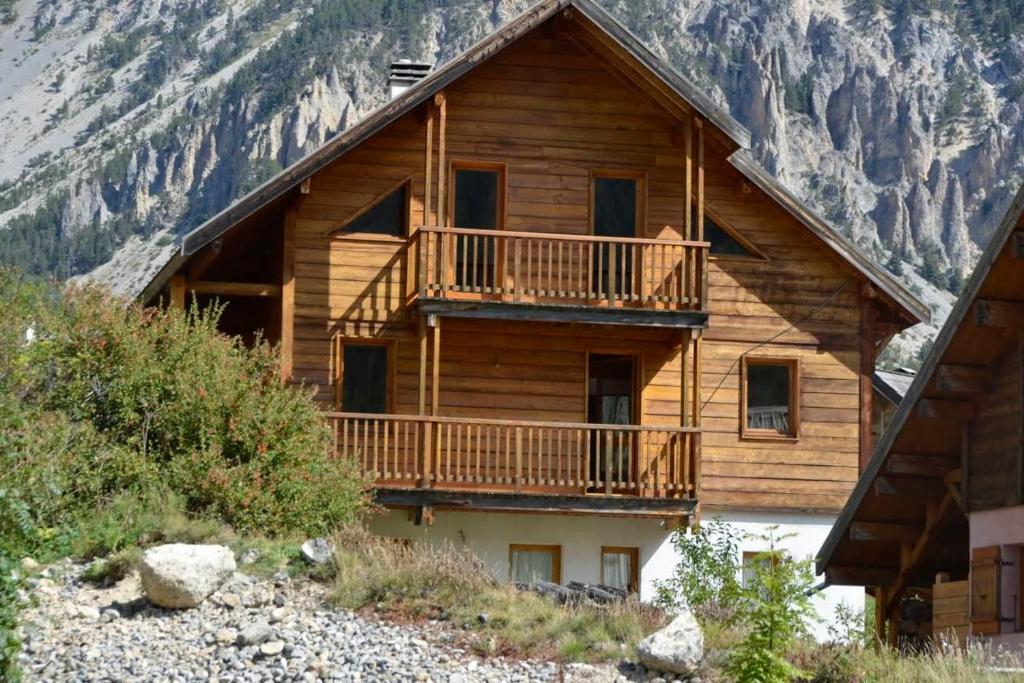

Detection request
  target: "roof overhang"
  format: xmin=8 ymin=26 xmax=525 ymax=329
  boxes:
xmin=817 ymin=182 xmax=1024 ymax=581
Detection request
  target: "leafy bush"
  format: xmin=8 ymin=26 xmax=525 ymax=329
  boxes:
xmin=654 ymin=517 xmax=743 ymax=621
xmin=726 ymin=529 xmax=818 ymax=683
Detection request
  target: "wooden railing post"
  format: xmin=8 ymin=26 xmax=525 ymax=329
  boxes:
xmin=604 ymin=431 xmax=613 ymax=495
xmin=421 ymin=420 xmax=433 ymax=488
xmin=514 ymin=426 xmax=523 ymax=491
xmin=513 ymin=238 xmax=522 ymax=302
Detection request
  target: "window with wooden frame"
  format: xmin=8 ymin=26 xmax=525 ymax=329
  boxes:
xmin=741 ymin=550 xmax=780 ymax=589
xmin=601 ymin=546 xmax=639 ymax=594
xmin=332 ymin=337 xmax=396 ymax=413
xmin=328 ymin=178 xmax=411 ymax=238
xmin=591 ymin=170 xmax=645 ymax=298
xmin=741 ymin=357 xmax=800 ymax=439
xmin=509 ymin=544 xmax=562 ymax=585
xmin=691 ymin=205 xmax=764 ymax=259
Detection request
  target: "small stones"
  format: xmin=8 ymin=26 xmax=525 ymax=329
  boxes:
xmin=20 ymin=557 xmax=41 ymax=573
xmin=215 ymin=628 xmax=237 ymax=645
xmin=220 ymin=592 xmax=242 ymax=609
xmin=238 ymin=548 xmax=262 ymax=565
xmin=300 ymin=538 xmax=334 ymax=564
xmin=19 ymin=559 xmax=567 ymax=682
xmin=476 ymin=612 xmax=489 ymax=625
xmin=237 ymin=620 xmax=273 ymax=646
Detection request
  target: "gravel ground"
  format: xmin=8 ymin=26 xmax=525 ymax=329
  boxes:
xmin=17 ymin=562 xmax=630 ymax=683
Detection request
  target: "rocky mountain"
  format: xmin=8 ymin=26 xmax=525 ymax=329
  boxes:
xmin=0 ymin=0 xmax=1022 ymax=362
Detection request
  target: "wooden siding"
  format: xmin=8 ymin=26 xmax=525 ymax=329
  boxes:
xmin=287 ymin=28 xmax=869 ymax=514
xmin=967 ymin=343 xmax=1023 ymax=511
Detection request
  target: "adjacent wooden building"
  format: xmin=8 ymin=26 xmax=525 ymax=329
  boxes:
xmin=142 ymin=0 xmax=926 ymax=618
xmin=819 ymin=185 xmax=1024 ymax=648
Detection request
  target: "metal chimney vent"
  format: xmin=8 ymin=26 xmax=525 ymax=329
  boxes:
xmin=388 ymin=60 xmax=432 ymax=99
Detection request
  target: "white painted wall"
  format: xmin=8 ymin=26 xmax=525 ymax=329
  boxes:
xmin=970 ymin=505 xmax=1024 ymax=644
xmin=369 ymin=507 xmax=864 ymax=640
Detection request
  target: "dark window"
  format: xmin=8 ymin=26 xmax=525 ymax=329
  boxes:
xmin=453 ymin=169 xmax=499 ymax=229
xmin=593 ymin=177 xmax=637 ymax=296
xmin=745 ymin=361 xmax=794 ymax=435
xmin=342 ymin=344 xmax=388 ymax=413
xmin=339 ymin=184 xmax=407 ymax=236
xmin=690 ymin=208 xmax=756 ymax=256
xmin=593 ymin=177 xmax=637 ymax=238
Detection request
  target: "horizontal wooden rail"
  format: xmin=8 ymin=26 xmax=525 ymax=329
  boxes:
xmin=414 ymin=226 xmax=708 ymax=311
xmin=326 ymin=412 xmax=699 ymax=499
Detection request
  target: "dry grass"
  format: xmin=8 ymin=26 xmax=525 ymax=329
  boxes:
xmin=329 ymin=526 xmax=666 ymax=663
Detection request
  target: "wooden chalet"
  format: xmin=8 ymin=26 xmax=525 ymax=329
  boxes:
xmin=141 ymin=0 xmax=926 ymax=601
xmin=819 ymin=185 xmax=1024 ymax=648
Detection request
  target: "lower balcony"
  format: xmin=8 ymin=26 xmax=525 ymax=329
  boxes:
xmin=327 ymin=412 xmax=700 ymax=517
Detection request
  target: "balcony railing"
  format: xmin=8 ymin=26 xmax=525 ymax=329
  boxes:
xmin=414 ymin=226 xmax=709 ymax=311
xmin=327 ymin=412 xmax=699 ymax=499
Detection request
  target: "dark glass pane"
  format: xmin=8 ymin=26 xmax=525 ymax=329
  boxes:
xmin=746 ymin=363 xmax=791 ymax=433
xmin=343 ymin=345 xmax=388 ymax=413
xmin=454 ymin=169 xmax=498 ymax=229
xmin=593 ymin=178 xmax=636 ymax=296
xmin=691 ymin=207 xmax=754 ymax=256
xmin=341 ymin=185 xmax=407 ymax=235
xmin=594 ymin=177 xmax=636 ymax=237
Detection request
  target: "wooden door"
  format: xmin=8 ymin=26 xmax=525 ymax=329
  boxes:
xmin=587 ymin=353 xmax=637 ymax=491
xmin=591 ymin=175 xmax=640 ymax=301
xmin=450 ymin=164 xmax=504 ymax=293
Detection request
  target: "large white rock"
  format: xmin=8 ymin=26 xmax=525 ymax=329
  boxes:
xmin=139 ymin=544 xmax=236 ymax=608
xmin=636 ymin=607 xmax=704 ymax=675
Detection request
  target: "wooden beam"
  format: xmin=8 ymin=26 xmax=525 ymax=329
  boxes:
xmin=299 ymin=178 xmax=311 ymax=194
xmin=280 ymin=206 xmax=296 ymax=382
xmin=431 ymin=316 xmax=441 ymax=417
xmin=680 ymin=329 xmax=691 ymax=427
xmin=884 ymin=489 xmax=960 ymax=613
xmin=435 ymin=92 xmax=447 ymax=228
xmin=415 ymin=298 xmax=709 ymax=329
xmin=424 ymin=101 xmax=434 ymax=227
xmin=934 ymin=363 xmax=988 ymax=395
xmin=886 ymin=453 xmax=958 ymax=478
xmin=826 ymin=565 xmax=898 ymax=587
xmin=874 ymin=476 xmax=945 ymax=499
xmin=186 ymin=239 xmax=222 ymax=280
xmin=417 ymin=317 xmax=428 ymax=416
xmin=915 ymin=398 xmax=974 ymax=421
xmin=169 ymin=275 xmax=186 ymax=310
xmin=850 ymin=521 xmax=922 ymax=545
xmin=374 ymin=487 xmax=698 ymax=515
xmin=186 ymin=281 xmax=282 ymax=297
xmin=684 ymin=117 xmax=692 ymax=239
xmin=973 ymin=299 xmax=1024 ymax=328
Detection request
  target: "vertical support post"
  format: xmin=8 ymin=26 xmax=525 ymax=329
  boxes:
xmin=514 ymin=427 xmax=523 ymax=492
xmin=417 ymin=318 xmax=428 ymax=416
xmin=680 ymin=329 xmax=691 ymax=427
xmin=169 ymin=275 xmax=186 ymax=311
xmin=696 ymin=120 xmax=707 ymax=310
xmin=859 ymin=288 xmax=878 ymax=472
xmin=424 ymin=102 xmax=434 ymax=228
xmin=435 ymin=93 xmax=447 ymax=228
xmin=684 ymin=116 xmax=693 ymax=240
xmin=874 ymin=587 xmax=887 ymax=649
xmin=280 ymin=205 xmax=297 ymax=382
xmin=692 ymin=331 xmax=702 ymax=429
xmin=431 ymin=316 xmax=441 ymax=417
xmin=417 ymin=317 xmax=429 ymax=488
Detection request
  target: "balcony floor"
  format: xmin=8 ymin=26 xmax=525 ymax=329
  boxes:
xmin=417 ymin=297 xmax=709 ymax=329
xmin=374 ymin=486 xmax=698 ymax=519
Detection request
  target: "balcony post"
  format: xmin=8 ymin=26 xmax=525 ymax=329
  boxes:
xmin=514 ymin=427 xmax=523 ymax=492
xmin=417 ymin=317 xmax=430 ymax=488
xmin=696 ymin=119 xmax=708 ymax=309
xmin=435 ymin=92 xmax=447 ymax=228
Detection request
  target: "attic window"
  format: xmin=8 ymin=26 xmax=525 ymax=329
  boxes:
xmin=691 ymin=208 xmax=760 ymax=258
xmin=334 ymin=182 xmax=409 ymax=236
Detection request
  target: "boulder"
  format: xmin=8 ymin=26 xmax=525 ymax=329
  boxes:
xmin=636 ymin=607 xmax=703 ymax=676
xmin=300 ymin=538 xmax=334 ymax=564
xmin=139 ymin=544 xmax=235 ymax=609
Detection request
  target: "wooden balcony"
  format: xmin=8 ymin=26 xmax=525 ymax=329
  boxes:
xmin=413 ymin=226 xmax=709 ymax=313
xmin=328 ymin=412 xmax=700 ymax=509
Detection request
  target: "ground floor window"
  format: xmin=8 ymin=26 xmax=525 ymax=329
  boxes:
xmin=601 ymin=546 xmax=639 ymax=593
xmin=741 ymin=550 xmax=780 ymax=589
xmin=509 ymin=544 xmax=561 ymax=584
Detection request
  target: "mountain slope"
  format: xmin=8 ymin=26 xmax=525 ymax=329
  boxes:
xmin=0 ymin=0 xmax=1022 ymax=360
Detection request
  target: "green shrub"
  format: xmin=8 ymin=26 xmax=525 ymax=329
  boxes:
xmin=654 ymin=517 xmax=743 ymax=621
xmin=726 ymin=529 xmax=818 ymax=683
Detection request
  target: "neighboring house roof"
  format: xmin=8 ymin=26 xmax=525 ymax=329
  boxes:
xmin=817 ymin=182 xmax=1024 ymax=578
xmin=138 ymin=0 xmax=928 ymax=329
xmin=872 ymin=369 xmax=916 ymax=407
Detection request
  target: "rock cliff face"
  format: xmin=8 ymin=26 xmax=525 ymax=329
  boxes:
xmin=0 ymin=0 xmax=1022 ymax=355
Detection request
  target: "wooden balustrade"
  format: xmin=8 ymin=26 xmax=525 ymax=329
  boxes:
xmin=327 ymin=412 xmax=699 ymax=499
xmin=414 ymin=226 xmax=708 ymax=311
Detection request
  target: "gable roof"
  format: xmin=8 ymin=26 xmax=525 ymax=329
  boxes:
xmin=139 ymin=0 xmax=927 ymax=328
xmin=817 ymin=182 xmax=1024 ymax=578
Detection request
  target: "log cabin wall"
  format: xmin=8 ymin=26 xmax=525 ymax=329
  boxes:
xmin=289 ymin=27 xmax=865 ymax=514
xmin=967 ymin=342 xmax=1023 ymax=511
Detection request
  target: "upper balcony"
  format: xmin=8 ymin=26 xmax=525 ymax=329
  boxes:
xmin=411 ymin=226 xmax=710 ymax=326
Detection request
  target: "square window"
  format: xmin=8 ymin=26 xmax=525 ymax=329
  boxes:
xmin=742 ymin=358 xmax=799 ymax=438
xmin=340 ymin=343 xmax=390 ymax=413
xmin=601 ymin=546 xmax=639 ymax=593
xmin=509 ymin=544 xmax=561 ymax=584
